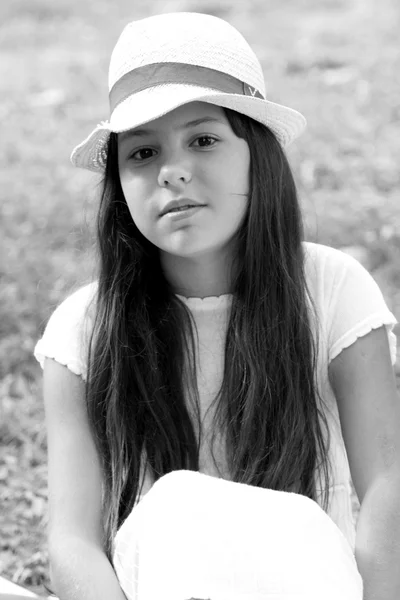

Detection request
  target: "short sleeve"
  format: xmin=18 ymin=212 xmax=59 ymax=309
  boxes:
xmin=326 ymin=250 xmax=397 ymax=365
xmin=33 ymin=282 xmax=97 ymax=380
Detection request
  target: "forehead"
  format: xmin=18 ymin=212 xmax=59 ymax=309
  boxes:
xmin=118 ymin=102 xmax=228 ymax=142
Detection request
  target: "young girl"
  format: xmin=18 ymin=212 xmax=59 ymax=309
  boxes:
xmin=34 ymin=11 xmax=400 ymax=600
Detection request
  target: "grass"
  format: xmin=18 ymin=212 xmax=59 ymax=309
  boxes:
xmin=1 ymin=0 xmax=399 ymax=594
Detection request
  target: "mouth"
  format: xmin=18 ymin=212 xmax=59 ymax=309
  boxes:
xmin=165 ymin=204 xmax=205 ymax=214
xmin=160 ymin=199 xmax=206 ymax=217
xmin=161 ymin=205 xmax=206 ymax=221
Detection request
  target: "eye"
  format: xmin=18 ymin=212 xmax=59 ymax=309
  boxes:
xmin=191 ymin=136 xmax=218 ymax=148
xmin=130 ymin=147 xmax=157 ymax=161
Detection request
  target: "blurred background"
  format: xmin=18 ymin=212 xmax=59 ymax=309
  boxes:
xmin=1 ymin=0 xmax=399 ymax=593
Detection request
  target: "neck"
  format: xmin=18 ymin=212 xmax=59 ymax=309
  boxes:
xmin=160 ymin=249 xmax=234 ymax=299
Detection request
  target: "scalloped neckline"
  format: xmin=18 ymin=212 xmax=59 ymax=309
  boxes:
xmin=176 ymin=292 xmax=232 ymax=308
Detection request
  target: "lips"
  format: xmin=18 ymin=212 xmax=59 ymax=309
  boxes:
xmin=159 ymin=198 xmax=205 ymax=217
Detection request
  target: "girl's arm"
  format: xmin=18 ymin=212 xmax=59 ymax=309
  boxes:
xmin=43 ymin=358 xmax=127 ymax=600
xmin=329 ymin=326 xmax=400 ymax=600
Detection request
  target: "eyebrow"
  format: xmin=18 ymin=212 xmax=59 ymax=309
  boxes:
xmin=119 ymin=116 xmax=225 ymax=141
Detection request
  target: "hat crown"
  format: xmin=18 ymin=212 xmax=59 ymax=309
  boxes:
xmin=109 ymin=12 xmax=266 ymax=97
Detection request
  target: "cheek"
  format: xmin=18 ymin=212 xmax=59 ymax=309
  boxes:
xmin=226 ymin=150 xmax=250 ymax=226
xmin=119 ymin=173 xmax=153 ymax=226
xmin=217 ymin=144 xmax=250 ymax=196
xmin=233 ymin=147 xmax=251 ymax=193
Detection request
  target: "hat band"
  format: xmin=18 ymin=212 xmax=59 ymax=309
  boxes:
xmin=109 ymin=62 xmax=265 ymax=112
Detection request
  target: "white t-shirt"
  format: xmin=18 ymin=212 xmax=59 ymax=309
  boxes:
xmin=34 ymin=242 xmax=398 ymax=549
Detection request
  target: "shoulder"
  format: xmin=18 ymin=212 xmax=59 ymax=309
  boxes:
xmin=302 ymin=241 xmax=352 ymax=302
xmin=53 ymin=281 xmax=98 ymax=318
xmin=302 ymin=241 xmax=358 ymax=274
xmin=302 ymin=242 xmax=397 ymax=364
xmin=34 ymin=281 xmax=98 ymax=378
xmin=47 ymin=280 xmax=99 ymax=346
xmin=45 ymin=281 xmax=99 ymax=335
xmin=302 ymin=241 xmax=374 ymax=298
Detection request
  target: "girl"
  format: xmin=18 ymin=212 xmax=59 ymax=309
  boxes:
xmin=34 ymin=11 xmax=400 ymax=600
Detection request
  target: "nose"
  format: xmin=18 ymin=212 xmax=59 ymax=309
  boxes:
xmin=157 ymin=157 xmax=192 ymax=189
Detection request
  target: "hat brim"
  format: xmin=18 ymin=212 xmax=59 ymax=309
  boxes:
xmin=70 ymin=84 xmax=306 ymax=172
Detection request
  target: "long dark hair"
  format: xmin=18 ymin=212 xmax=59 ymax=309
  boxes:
xmin=85 ymin=108 xmax=331 ymax=560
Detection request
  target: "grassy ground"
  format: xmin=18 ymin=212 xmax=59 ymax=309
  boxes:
xmin=1 ymin=0 xmax=399 ymax=594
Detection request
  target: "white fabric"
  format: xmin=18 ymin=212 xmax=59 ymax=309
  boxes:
xmin=113 ymin=470 xmax=363 ymax=600
xmin=34 ymin=242 xmax=398 ymax=551
xmin=0 ymin=576 xmax=37 ymax=597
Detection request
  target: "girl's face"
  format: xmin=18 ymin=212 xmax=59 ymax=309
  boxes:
xmin=117 ymin=102 xmax=250 ymax=261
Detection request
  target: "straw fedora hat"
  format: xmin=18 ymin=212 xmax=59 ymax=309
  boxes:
xmin=71 ymin=12 xmax=307 ymax=173
xmin=113 ymin=470 xmax=363 ymax=600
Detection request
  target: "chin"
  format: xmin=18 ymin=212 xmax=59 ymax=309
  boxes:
xmin=161 ymin=239 xmax=211 ymax=259
xmin=167 ymin=247 xmax=207 ymax=259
